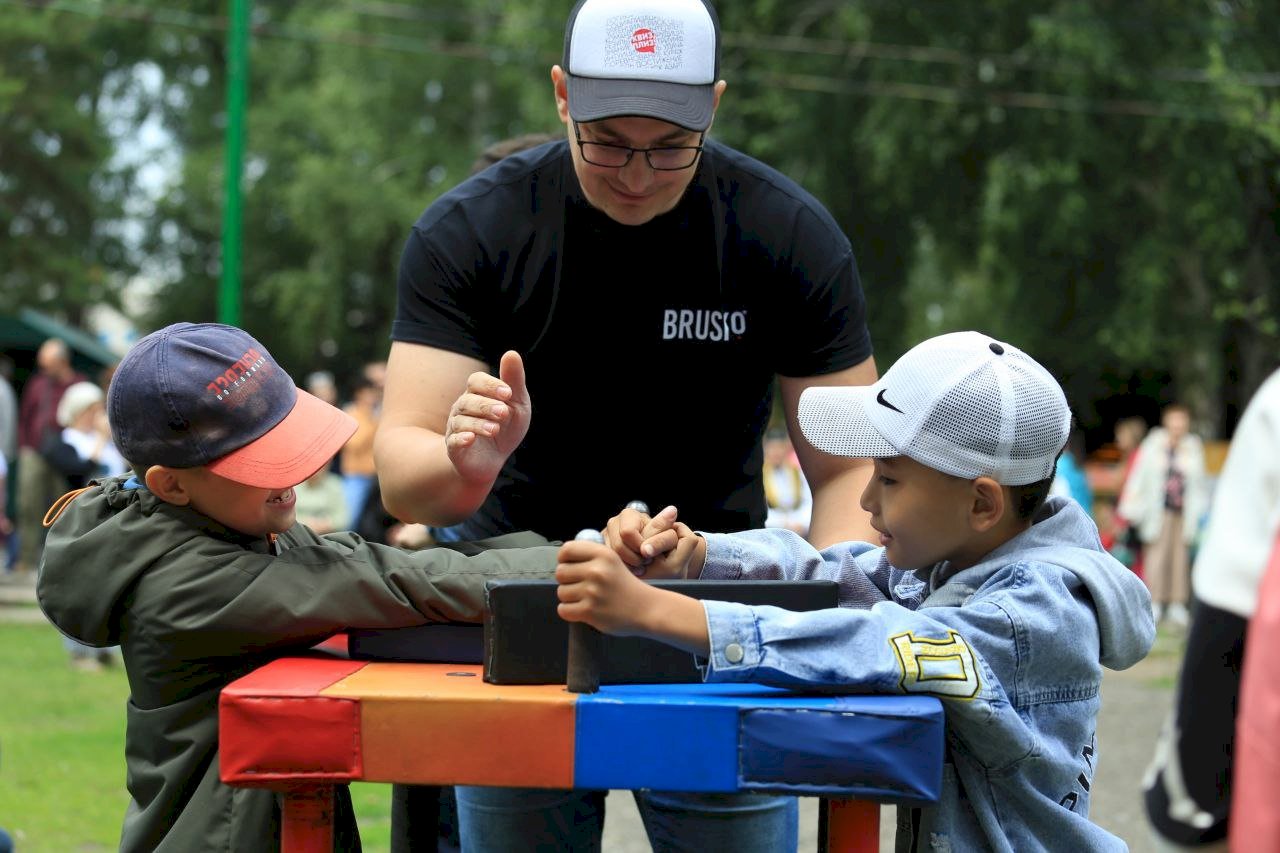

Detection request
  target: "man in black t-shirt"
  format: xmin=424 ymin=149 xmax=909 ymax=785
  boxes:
xmin=375 ymin=1 xmax=878 ymax=850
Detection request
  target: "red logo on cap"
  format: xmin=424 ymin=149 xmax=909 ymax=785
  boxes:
xmin=631 ymin=28 xmax=655 ymax=53
xmin=206 ymin=348 xmax=267 ymax=402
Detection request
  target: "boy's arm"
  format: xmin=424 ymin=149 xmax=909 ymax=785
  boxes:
xmin=696 ymin=529 xmax=889 ymax=608
xmin=556 ymin=540 xmax=711 ymax=656
xmin=143 ymin=528 xmax=558 ymax=656
xmin=699 ymin=597 xmax=1040 ymax=771
xmin=557 ymin=540 xmax=1037 ymax=772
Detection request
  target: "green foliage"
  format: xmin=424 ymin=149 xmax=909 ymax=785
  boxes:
xmin=0 ymin=5 xmax=139 ymax=318
xmin=10 ymin=0 xmax=1280 ymax=432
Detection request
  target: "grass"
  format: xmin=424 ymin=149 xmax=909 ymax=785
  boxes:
xmin=0 ymin=620 xmax=393 ymax=851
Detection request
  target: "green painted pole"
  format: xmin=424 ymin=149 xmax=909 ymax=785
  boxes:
xmin=219 ymin=0 xmax=250 ymax=326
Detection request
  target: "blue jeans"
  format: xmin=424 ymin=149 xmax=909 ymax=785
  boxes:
xmin=455 ymin=786 xmax=797 ymax=853
xmin=342 ymin=474 xmax=375 ymax=530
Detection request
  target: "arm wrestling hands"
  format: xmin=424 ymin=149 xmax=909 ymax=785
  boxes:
xmin=556 ymin=505 xmax=712 ymax=656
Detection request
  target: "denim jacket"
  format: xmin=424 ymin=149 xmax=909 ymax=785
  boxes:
xmin=698 ymin=497 xmax=1155 ymax=852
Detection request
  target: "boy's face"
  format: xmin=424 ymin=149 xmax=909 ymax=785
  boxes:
xmin=175 ymin=467 xmax=299 ymax=537
xmin=859 ymin=456 xmax=986 ymax=571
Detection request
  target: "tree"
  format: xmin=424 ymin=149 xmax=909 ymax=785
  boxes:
xmin=134 ymin=0 xmax=564 ymax=386
xmin=717 ymin=0 xmax=1279 ymax=437
xmin=0 ymin=4 xmax=141 ymax=321
xmin=13 ymin=0 xmax=1276 ymax=437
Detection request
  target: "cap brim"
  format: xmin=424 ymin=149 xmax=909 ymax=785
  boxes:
xmin=566 ymin=74 xmax=714 ymax=131
xmin=206 ymin=388 xmax=358 ymax=489
xmin=797 ymin=386 xmax=899 ymax=459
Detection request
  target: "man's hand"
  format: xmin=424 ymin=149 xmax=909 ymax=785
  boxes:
xmin=443 ymin=350 xmax=531 ymax=484
xmin=604 ymin=505 xmax=701 ymax=578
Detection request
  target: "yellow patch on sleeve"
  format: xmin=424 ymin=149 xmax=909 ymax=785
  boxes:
xmin=889 ymin=629 xmax=981 ymax=699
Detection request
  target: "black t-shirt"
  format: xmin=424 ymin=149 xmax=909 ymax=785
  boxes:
xmin=393 ymin=139 xmax=871 ymax=541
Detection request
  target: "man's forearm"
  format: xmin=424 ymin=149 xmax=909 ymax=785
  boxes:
xmin=374 ymin=426 xmax=493 ymax=524
xmin=807 ymin=461 xmax=875 ymax=549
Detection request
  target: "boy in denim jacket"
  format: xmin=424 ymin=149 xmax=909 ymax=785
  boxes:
xmin=558 ymin=331 xmax=1155 ymax=852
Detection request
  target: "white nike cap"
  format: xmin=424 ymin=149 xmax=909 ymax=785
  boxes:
xmin=798 ymin=331 xmax=1072 ymax=486
xmin=563 ymin=0 xmax=721 ymax=131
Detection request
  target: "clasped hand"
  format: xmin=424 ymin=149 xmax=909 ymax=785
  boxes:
xmin=555 ymin=505 xmax=701 ymax=635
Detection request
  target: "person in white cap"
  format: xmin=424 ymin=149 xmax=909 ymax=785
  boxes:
xmin=380 ymin=0 xmax=878 ymax=848
xmin=379 ymin=0 xmax=876 ymax=554
xmin=558 ymin=330 xmax=1157 ymax=852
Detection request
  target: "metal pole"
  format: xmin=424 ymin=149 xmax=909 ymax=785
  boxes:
xmin=219 ymin=0 xmax=250 ymax=325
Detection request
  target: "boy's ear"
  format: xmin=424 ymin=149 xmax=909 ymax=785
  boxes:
xmin=144 ymin=465 xmax=191 ymax=506
xmin=968 ymin=477 xmax=1006 ymax=532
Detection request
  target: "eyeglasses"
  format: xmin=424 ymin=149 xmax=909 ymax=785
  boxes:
xmin=573 ymin=122 xmax=705 ymax=171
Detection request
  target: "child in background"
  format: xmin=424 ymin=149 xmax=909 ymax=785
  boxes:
xmin=38 ymin=322 xmax=558 ymax=852
xmin=762 ymin=431 xmax=812 ymax=536
xmin=559 ymin=331 xmax=1155 ymax=852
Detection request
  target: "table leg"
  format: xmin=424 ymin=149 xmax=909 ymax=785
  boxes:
xmin=280 ymin=784 xmax=335 ymax=852
xmin=818 ymin=797 xmax=879 ymax=853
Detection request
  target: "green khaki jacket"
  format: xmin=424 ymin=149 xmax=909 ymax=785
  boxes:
xmin=38 ymin=475 xmax=558 ymax=852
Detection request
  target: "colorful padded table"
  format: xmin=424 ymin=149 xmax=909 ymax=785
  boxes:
xmin=220 ymin=654 xmax=944 ymax=852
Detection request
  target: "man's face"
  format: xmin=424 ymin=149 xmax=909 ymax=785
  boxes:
xmin=565 ymin=115 xmax=704 ymax=226
xmin=552 ymin=66 xmax=723 ymax=227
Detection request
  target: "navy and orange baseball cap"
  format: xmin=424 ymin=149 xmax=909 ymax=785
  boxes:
xmin=108 ymin=322 xmax=357 ymax=489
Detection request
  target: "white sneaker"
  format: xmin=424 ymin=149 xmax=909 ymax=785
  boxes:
xmin=1152 ymin=603 xmax=1165 ymax=624
xmin=1166 ymin=603 xmax=1190 ymax=627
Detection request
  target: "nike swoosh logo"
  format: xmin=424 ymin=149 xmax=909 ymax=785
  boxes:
xmin=876 ymin=389 xmax=904 ymax=414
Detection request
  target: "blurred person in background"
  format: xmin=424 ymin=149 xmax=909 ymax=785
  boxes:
xmin=307 ymin=368 xmax=348 ymax=473
xmin=294 ymin=465 xmax=349 ymax=535
xmin=1051 ymin=426 xmax=1094 ymax=517
xmin=305 ymin=370 xmax=340 ymax=406
xmin=43 ymin=379 xmax=128 ymax=671
xmin=1109 ymin=416 xmax=1150 ymax=577
xmin=14 ymin=338 xmax=84 ymax=579
xmin=1120 ymin=403 xmax=1207 ymax=626
xmin=363 ymin=360 xmax=387 ymax=402
xmin=1144 ymin=367 xmax=1280 ymax=851
xmin=340 ymin=376 xmax=382 ymax=529
xmin=307 ymin=370 xmax=346 ymax=475
xmin=0 ymin=356 xmax=15 ymax=572
xmin=762 ymin=431 xmax=811 ymax=536
xmin=43 ymin=381 xmax=129 ymax=489
xmin=0 ymin=355 xmax=16 ymax=474
xmin=0 ymin=455 xmax=13 ymax=570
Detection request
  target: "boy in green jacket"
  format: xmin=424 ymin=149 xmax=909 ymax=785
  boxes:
xmin=37 ymin=322 xmax=558 ymax=852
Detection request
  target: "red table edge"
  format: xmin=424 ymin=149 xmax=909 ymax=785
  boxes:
xmin=221 ymin=656 xmax=884 ymax=852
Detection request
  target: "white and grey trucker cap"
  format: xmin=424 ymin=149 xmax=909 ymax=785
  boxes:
xmin=798 ymin=331 xmax=1072 ymax=486
xmin=563 ymin=0 xmax=721 ymax=131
